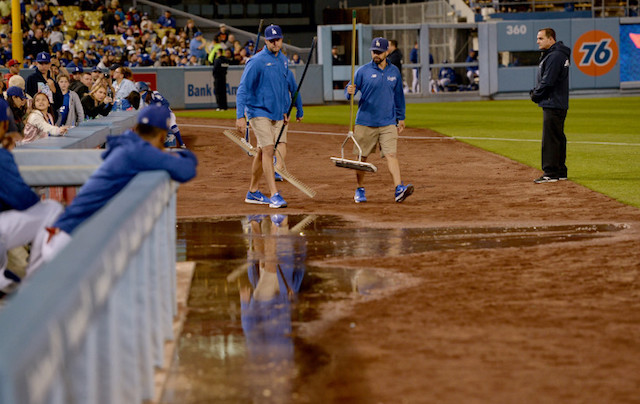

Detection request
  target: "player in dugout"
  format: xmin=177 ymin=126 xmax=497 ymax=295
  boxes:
xmin=27 ymin=105 xmax=198 ymax=275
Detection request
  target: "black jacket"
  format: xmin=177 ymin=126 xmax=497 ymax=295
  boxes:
xmin=81 ymin=94 xmax=113 ymax=119
xmin=530 ymin=41 xmax=570 ymax=110
xmin=387 ymin=49 xmax=403 ymax=73
xmin=25 ymin=69 xmax=64 ymax=120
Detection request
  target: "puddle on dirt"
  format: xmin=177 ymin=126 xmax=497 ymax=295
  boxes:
xmin=160 ymin=216 xmax=625 ymax=403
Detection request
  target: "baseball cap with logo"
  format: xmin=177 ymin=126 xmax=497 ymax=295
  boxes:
xmin=6 ymin=86 xmax=27 ymax=99
xmin=137 ymin=105 xmax=171 ymax=131
xmin=370 ymin=37 xmax=389 ymax=52
xmin=73 ymin=65 xmax=84 ymax=74
xmin=36 ymin=52 xmax=51 ymax=63
xmin=6 ymin=59 xmax=19 ymax=67
xmin=264 ymin=25 xmax=283 ymax=41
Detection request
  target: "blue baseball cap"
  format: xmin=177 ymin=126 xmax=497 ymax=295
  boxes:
xmin=264 ymin=25 xmax=283 ymax=40
xmin=36 ymin=52 xmax=51 ymax=63
xmin=370 ymin=37 xmax=389 ymax=52
xmin=7 ymin=86 xmax=27 ymax=99
xmin=0 ymin=98 xmax=9 ymax=122
xmin=73 ymin=65 xmax=84 ymax=73
xmin=137 ymin=105 xmax=171 ymax=131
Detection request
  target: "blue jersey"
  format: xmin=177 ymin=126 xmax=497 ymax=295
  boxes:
xmin=345 ymin=60 xmax=405 ymax=127
xmin=142 ymin=90 xmax=171 ymax=110
xmin=236 ymin=47 xmax=291 ymax=121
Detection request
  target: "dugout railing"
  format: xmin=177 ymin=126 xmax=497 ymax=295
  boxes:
xmin=0 ymin=164 xmax=179 ymax=403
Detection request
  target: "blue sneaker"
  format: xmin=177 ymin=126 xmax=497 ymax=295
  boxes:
xmin=395 ymin=183 xmax=414 ymax=203
xmin=354 ymin=187 xmax=367 ymax=203
xmin=274 ymin=171 xmax=283 ymax=182
xmin=269 ymin=193 xmax=287 ymax=208
xmin=270 ymin=214 xmax=287 ymax=226
xmin=245 ymin=190 xmax=270 ymax=205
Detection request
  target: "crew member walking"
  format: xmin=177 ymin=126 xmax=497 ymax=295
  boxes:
xmin=235 ymin=24 xmax=292 ymax=209
xmin=530 ymin=27 xmax=570 ymax=183
xmin=345 ymin=37 xmax=413 ymax=203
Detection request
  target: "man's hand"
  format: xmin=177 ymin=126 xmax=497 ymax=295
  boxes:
xmin=397 ymin=120 xmax=405 ymax=134
xmin=236 ymin=117 xmax=246 ymax=134
xmin=47 ymin=78 xmax=57 ymax=93
xmin=347 ymin=84 xmax=356 ymax=95
xmin=283 ymin=113 xmax=290 ymax=126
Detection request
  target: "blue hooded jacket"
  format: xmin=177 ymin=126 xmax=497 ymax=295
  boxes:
xmin=236 ymin=47 xmax=291 ymax=121
xmin=54 ymin=130 xmax=197 ymax=234
xmin=0 ymin=148 xmax=40 ymax=212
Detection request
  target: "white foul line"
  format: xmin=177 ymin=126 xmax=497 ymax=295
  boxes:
xmin=179 ymin=123 xmax=640 ymax=147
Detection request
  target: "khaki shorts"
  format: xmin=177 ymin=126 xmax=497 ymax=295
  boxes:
xmin=250 ymin=117 xmax=288 ymax=149
xmin=353 ymin=124 xmax=398 ymax=158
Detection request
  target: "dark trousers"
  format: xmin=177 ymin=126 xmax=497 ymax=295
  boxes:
xmin=542 ymin=108 xmax=568 ymax=178
xmin=214 ymin=76 xmax=228 ymax=110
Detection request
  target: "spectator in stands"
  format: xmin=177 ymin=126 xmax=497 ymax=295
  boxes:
xmin=24 ymin=92 xmax=69 ymax=143
xmin=69 ymin=66 xmax=86 ymax=95
xmin=23 ymin=55 xmax=35 ymax=70
xmin=74 ymin=14 xmax=92 ymax=31
xmin=102 ymin=6 xmax=117 ymax=35
xmin=157 ymin=10 xmax=176 ymax=29
xmin=47 ymin=25 xmax=64 ymax=54
xmin=112 ymin=66 xmax=136 ymax=101
xmin=465 ymin=49 xmax=479 ymax=85
xmin=184 ymin=19 xmax=199 ymax=39
xmin=8 ymin=75 xmax=26 ymax=94
xmin=189 ymin=31 xmax=207 ymax=64
xmin=290 ymin=53 xmax=304 ymax=65
xmin=24 ymin=29 xmax=49 ymax=59
xmin=0 ymin=98 xmax=63 ymax=296
xmin=6 ymin=87 xmax=28 ymax=133
xmin=4 ymin=59 xmax=20 ymax=82
xmin=50 ymin=10 xmax=64 ymax=28
xmin=208 ymin=37 xmax=225 ymax=64
xmin=215 ymin=23 xmax=229 ymax=44
xmin=56 ymin=73 xmax=84 ymax=127
xmin=120 ymin=90 xmax=140 ymax=110
xmin=81 ymin=81 xmax=113 ymax=119
xmin=26 ymin=52 xmax=63 ymax=120
xmin=387 ymin=39 xmax=403 ymax=73
xmin=140 ymin=13 xmax=153 ymax=32
xmin=27 ymin=105 xmax=198 ymax=275
xmin=244 ymin=40 xmax=255 ymax=55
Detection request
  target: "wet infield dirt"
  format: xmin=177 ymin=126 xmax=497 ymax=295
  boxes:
xmin=161 ymin=117 xmax=640 ymax=403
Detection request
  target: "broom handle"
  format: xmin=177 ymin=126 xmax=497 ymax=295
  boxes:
xmin=274 ymin=36 xmax=317 ymax=151
xmin=254 ymin=19 xmax=264 ymax=55
xmin=349 ymin=10 xmax=356 ymax=133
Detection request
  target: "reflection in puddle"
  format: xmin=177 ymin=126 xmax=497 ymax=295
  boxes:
xmin=160 ymin=217 xmax=626 ymax=403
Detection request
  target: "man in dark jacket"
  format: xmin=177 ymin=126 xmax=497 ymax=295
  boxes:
xmin=25 ymin=52 xmax=64 ymax=120
xmin=23 ymin=29 xmax=49 ymax=59
xmin=213 ymin=48 xmax=234 ymax=111
xmin=530 ymin=28 xmax=570 ymax=184
xmin=387 ymin=39 xmax=403 ymax=73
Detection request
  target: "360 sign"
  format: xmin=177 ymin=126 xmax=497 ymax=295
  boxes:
xmin=573 ymin=30 xmax=619 ymax=76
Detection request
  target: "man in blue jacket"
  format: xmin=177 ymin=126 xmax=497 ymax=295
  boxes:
xmin=346 ymin=37 xmax=414 ymax=203
xmin=236 ymin=24 xmax=302 ymax=209
xmin=28 ymin=105 xmax=198 ymax=275
xmin=530 ymin=28 xmax=570 ymax=184
xmin=0 ymin=98 xmax=63 ymax=294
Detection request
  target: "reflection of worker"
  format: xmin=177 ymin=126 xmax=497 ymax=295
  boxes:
xmin=530 ymin=28 xmax=570 ymax=184
xmin=239 ymin=214 xmax=306 ymax=401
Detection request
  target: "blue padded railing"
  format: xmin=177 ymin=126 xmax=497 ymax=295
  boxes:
xmin=0 ymin=171 xmax=178 ymax=404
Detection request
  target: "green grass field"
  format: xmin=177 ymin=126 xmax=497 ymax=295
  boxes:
xmin=177 ymin=97 xmax=640 ymax=208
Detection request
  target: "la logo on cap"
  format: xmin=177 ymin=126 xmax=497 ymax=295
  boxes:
xmin=376 ymin=40 xmax=380 ymax=47
xmin=272 ymin=28 xmax=277 ymax=35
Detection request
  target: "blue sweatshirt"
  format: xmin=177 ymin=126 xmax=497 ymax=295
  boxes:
xmin=345 ymin=60 xmax=405 ymax=127
xmin=54 ymin=130 xmax=198 ymax=234
xmin=0 ymin=148 xmax=40 ymax=212
xmin=236 ymin=47 xmax=291 ymax=121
